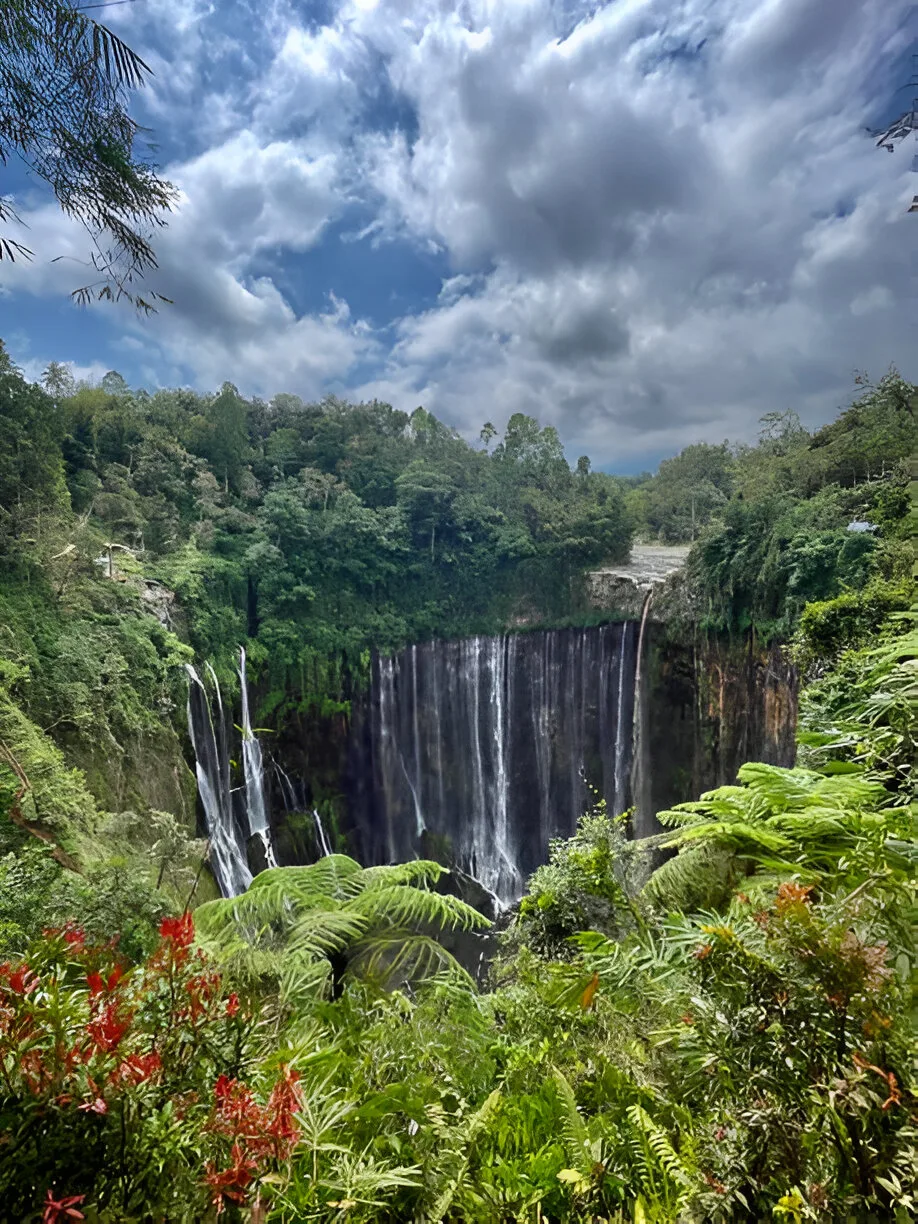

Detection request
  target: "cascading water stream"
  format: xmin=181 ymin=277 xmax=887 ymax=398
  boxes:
xmin=238 ymin=647 xmax=277 ymax=869
xmin=357 ymin=622 xmax=639 ymax=905
xmin=313 ymin=811 xmax=333 ymax=858
xmin=274 ymin=765 xmax=332 ymax=859
xmin=184 ymin=664 xmax=252 ymax=897
xmin=630 ymin=590 xmax=654 ymax=838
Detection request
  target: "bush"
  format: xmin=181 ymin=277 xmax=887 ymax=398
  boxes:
xmin=0 ymin=915 xmax=301 ymax=1220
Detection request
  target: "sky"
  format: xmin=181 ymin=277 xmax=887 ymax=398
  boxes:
xmin=0 ymin=0 xmax=916 ymax=472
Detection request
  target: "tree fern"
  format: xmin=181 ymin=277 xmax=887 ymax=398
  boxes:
xmin=644 ymin=760 xmax=912 ymax=910
xmin=193 ymin=855 xmax=490 ymax=1000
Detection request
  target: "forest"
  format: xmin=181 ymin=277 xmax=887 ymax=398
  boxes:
xmin=0 ymin=343 xmax=916 ymax=1222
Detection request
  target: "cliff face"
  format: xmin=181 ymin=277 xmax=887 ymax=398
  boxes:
xmin=248 ymin=550 xmax=799 ymax=899
xmin=642 ymin=630 xmax=797 ymax=821
xmin=585 ymin=544 xmax=692 ymax=620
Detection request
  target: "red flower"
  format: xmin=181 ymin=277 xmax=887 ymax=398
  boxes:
xmin=112 ymin=1051 xmax=162 ymax=1085
xmin=159 ymin=912 xmax=194 ymax=948
xmin=7 ymin=965 xmax=39 ymax=995
xmin=42 ymin=1191 xmax=85 ymax=1223
xmin=63 ymin=926 xmax=86 ymax=952
xmin=86 ymin=965 xmax=124 ymax=999
xmin=86 ymin=1002 xmax=131 ymax=1054
xmin=205 ymin=1143 xmax=259 ymax=1212
xmin=225 ymin=992 xmax=240 ymax=1017
xmin=267 ymin=1065 xmax=302 ymax=1155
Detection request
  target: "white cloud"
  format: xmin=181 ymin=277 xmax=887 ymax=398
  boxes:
xmin=1 ymin=0 xmax=915 ymax=464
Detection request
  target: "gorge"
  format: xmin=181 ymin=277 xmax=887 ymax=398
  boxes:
xmin=186 ymin=612 xmax=798 ymax=907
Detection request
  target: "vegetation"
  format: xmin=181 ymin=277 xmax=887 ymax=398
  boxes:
xmin=0 ymin=0 xmax=176 ymax=308
xmin=0 ymin=336 xmax=915 ymax=1218
xmin=0 ymin=589 xmax=914 ymax=1220
xmin=628 ymin=371 xmax=916 ymax=637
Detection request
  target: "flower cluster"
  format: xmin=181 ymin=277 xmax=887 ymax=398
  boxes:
xmin=205 ymin=1065 xmax=302 ymax=1212
xmin=0 ymin=913 xmax=294 ymax=1218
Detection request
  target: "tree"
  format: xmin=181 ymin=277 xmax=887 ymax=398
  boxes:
xmin=647 ymin=442 xmax=734 ymax=542
xmin=194 ymin=382 xmax=250 ymax=492
xmin=194 ymin=855 xmax=489 ymax=998
xmin=0 ymin=0 xmax=176 ymax=309
xmin=41 ymin=360 xmax=75 ymax=399
xmin=100 ymin=369 xmax=130 ymax=397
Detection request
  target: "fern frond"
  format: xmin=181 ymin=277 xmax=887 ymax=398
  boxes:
xmin=249 ymin=856 xmax=364 ymax=902
xmin=552 ymin=1068 xmax=591 ymax=1174
xmin=348 ymin=884 xmax=490 ymax=933
xmin=359 ymin=859 xmax=446 ymax=889
xmin=626 ymin=1104 xmax=690 ymax=1187
xmin=427 ymin=1088 xmax=502 ymax=1221
xmin=663 ymin=820 xmax=792 ymax=853
xmin=347 ymin=932 xmax=475 ymax=990
xmin=288 ymin=908 xmax=370 ymax=959
xmin=642 ymin=843 xmax=740 ymax=914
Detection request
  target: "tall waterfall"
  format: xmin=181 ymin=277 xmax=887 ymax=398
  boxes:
xmin=185 ymin=649 xmax=277 ymax=897
xmin=185 ymin=663 xmax=252 ymax=897
xmin=238 ymin=648 xmax=277 ymax=870
xmin=356 ymin=622 xmax=640 ymax=905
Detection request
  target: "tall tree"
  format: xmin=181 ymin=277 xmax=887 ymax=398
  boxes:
xmin=0 ymin=0 xmax=176 ymax=309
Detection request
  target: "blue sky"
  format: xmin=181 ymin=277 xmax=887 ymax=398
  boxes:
xmin=1 ymin=0 xmax=916 ymax=471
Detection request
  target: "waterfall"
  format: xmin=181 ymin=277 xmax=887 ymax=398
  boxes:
xmin=313 ymin=810 xmax=333 ymax=858
xmin=185 ymin=650 xmax=278 ymax=896
xmin=631 ymin=590 xmax=654 ymax=837
xmin=238 ymin=647 xmax=277 ymax=870
xmin=275 ymin=765 xmax=332 ymax=859
xmin=184 ymin=664 xmax=252 ymax=897
xmin=358 ymin=623 xmax=638 ymax=904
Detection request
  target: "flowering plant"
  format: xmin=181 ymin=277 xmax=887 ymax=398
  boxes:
xmin=0 ymin=915 xmax=301 ymax=1219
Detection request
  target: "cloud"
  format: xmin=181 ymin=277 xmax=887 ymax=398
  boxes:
xmin=1 ymin=0 xmax=915 ymax=465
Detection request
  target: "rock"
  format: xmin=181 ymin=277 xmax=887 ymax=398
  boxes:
xmin=587 ymin=544 xmax=691 ymax=620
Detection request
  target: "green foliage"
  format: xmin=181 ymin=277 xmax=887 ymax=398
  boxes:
xmin=682 ymin=373 xmax=917 ymax=636
xmin=794 ymin=577 xmax=915 ymax=670
xmin=798 ymin=616 xmax=918 ymax=798
xmin=508 ymin=803 xmax=648 ymax=958
xmin=194 ymin=855 xmax=490 ymax=1001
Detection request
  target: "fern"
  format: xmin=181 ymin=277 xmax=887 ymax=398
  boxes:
xmin=644 ymin=758 xmax=910 ymax=911
xmin=427 ymin=1088 xmax=502 ymax=1221
xmin=552 ymin=1068 xmax=592 ymax=1174
xmin=193 ymin=855 xmax=490 ymax=999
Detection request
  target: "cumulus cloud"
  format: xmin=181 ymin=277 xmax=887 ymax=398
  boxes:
xmin=0 ymin=0 xmax=915 ymax=463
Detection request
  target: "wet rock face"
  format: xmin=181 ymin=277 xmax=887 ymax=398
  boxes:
xmin=339 ymin=622 xmax=798 ymax=906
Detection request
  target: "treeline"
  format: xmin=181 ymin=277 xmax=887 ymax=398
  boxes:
xmin=3 ymin=348 xmax=630 ymax=711
xmin=627 ymin=372 xmax=916 ymax=636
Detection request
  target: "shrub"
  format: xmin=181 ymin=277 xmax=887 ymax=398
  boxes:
xmin=0 ymin=915 xmax=299 ymax=1220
